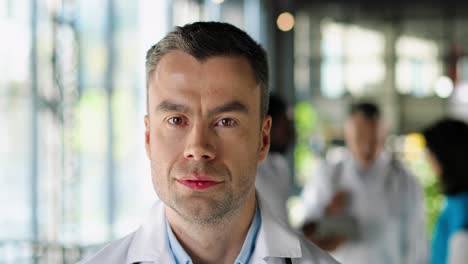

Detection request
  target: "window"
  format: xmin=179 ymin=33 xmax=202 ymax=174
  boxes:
xmin=396 ymin=36 xmax=441 ymax=97
xmin=320 ymin=20 xmax=385 ymax=98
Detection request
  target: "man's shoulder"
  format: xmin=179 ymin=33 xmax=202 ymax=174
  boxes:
xmin=78 ymin=231 xmax=137 ymax=264
xmin=387 ymin=157 xmax=421 ymax=188
xmin=296 ymin=235 xmax=341 ymax=264
xmin=257 ymin=198 xmax=339 ymax=263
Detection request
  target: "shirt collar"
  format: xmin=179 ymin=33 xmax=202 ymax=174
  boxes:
xmin=234 ymin=205 xmax=261 ymax=264
xmin=166 ymin=218 xmax=192 ymax=264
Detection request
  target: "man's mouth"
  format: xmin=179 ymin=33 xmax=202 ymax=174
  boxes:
xmin=177 ymin=173 xmax=223 ymax=190
xmin=177 ymin=179 xmax=222 ymax=190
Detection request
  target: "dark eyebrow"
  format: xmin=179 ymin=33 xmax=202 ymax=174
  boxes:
xmin=155 ymin=100 xmax=190 ymax=114
xmin=155 ymin=100 xmax=249 ymax=116
xmin=208 ymin=101 xmax=249 ymax=116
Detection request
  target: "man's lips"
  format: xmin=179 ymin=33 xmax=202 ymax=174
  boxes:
xmin=177 ymin=179 xmax=223 ymax=190
xmin=176 ymin=174 xmax=223 ymax=190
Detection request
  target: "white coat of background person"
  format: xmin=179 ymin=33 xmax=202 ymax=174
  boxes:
xmin=80 ymin=22 xmax=339 ymax=264
xmin=256 ymin=94 xmax=295 ymax=225
xmin=448 ymin=231 xmax=468 ymax=264
xmin=300 ymin=102 xmax=427 ymax=264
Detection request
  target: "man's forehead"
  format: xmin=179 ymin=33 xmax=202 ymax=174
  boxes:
xmin=156 ymin=50 xmax=251 ymax=70
xmin=349 ymin=113 xmax=380 ymax=123
xmin=149 ymin=52 xmax=259 ymax=108
xmin=151 ymin=50 xmax=258 ymax=93
xmin=151 ymin=51 xmax=255 ymax=87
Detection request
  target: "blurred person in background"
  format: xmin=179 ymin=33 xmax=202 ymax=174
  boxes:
xmin=301 ymin=102 xmax=427 ymax=264
xmin=423 ymin=118 xmax=468 ymax=264
xmin=256 ymin=94 xmax=295 ymax=225
xmin=80 ymin=22 xmax=338 ymax=264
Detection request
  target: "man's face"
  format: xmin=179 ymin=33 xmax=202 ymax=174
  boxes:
xmin=144 ymin=51 xmax=271 ymax=224
xmin=344 ymin=113 xmax=383 ymax=169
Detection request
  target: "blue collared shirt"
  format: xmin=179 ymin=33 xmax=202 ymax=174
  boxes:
xmin=166 ymin=205 xmax=262 ymax=264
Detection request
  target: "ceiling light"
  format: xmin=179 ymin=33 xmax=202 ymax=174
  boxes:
xmin=434 ymin=76 xmax=453 ymax=98
xmin=277 ymin=12 xmax=295 ymax=32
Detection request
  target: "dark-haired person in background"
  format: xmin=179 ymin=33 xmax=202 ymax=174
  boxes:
xmin=301 ymin=102 xmax=427 ymax=264
xmin=80 ymin=22 xmax=338 ymax=264
xmin=423 ymin=118 xmax=468 ymax=264
xmin=256 ymin=94 xmax=295 ymax=225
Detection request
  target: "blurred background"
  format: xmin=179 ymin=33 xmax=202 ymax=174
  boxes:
xmin=2 ymin=0 xmax=468 ymax=262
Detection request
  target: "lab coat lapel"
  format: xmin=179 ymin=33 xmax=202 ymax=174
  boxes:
xmin=251 ymin=192 xmax=302 ymax=263
xmin=126 ymin=199 xmax=175 ymax=264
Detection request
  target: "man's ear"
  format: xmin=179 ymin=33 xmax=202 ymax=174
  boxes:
xmin=258 ymin=116 xmax=272 ymax=163
xmin=144 ymin=115 xmax=151 ymax=159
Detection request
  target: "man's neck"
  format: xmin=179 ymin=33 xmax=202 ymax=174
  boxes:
xmin=165 ymin=192 xmax=257 ymax=264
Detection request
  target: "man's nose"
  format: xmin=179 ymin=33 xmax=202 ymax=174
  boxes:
xmin=183 ymin=124 xmax=216 ymax=161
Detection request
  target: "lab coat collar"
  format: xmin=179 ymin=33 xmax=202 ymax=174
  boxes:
xmin=344 ymin=150 xmax=391 ymax=175
xmin=253 ymin=191 xmax=302 ymax=261
xmin=126 ymin=192 xmax=303 ymax=264
xmin=126 ymin=198 xmax=174 ymax=264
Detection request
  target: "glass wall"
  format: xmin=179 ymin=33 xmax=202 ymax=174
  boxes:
xmin=320 ymin=21 xmax=386 ymax=98
xmin=0 ymin=0 xmax=32 ymax=241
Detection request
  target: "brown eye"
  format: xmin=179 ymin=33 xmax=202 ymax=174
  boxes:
xmin=168 ymin=116 xmax=186 ymax=126
xmin=217 ymin=118 xmax=237 ymax=127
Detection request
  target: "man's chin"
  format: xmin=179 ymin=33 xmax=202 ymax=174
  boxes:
xmin=177 ymin=208 xmax=229 ymax=225
xmin=169 ymin=197 xmax=232 ymax=224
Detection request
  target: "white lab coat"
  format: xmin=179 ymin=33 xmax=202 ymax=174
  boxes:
xmin=256 ymin=152 xmax=292 ymax=225
xmin=301 ymin=152 xmax=427 ymax=264
xmin=80 ymin=192 xmax=339 ymax=264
